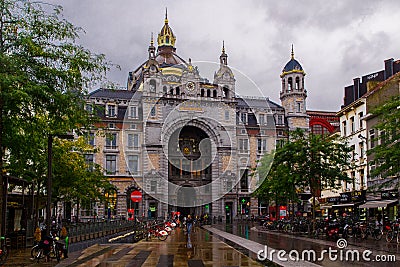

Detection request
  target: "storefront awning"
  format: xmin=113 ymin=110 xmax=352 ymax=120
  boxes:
xmin=332 ymin=202 xmax=362 ymax=208
xmin=359 ymin=199 xmax=398 ymax=209
xmin=320 ymin=203 xmax=333 ymax=209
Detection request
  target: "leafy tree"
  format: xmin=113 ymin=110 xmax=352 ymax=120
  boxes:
xmin=0 ymin=0 xmax=115 ymax=234
xmin=52 ymin=137 xmax=115 ymax=221
xmin=368 ymin=94 xmax=400 ymax=189
xmin=254 ymin=129 xmax=352 ymax=218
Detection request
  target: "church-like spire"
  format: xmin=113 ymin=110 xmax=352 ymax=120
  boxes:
xmin=220 ymin=40 xmax=228 ymax=65
xmin=148 ymin=32 xmax=155 ymax=59
xmin=291 ymin=44 xmax=294 ymax=59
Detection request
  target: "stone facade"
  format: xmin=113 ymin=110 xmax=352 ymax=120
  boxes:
xmin=82 ymin=14 xmax=309 ymax=221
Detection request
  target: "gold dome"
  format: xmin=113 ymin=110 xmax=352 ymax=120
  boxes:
xmin=157 ymin=9 xmax=176 ymax=47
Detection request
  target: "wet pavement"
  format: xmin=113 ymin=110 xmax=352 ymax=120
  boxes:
xmin=3 ymin=222 xmax=400 ymax=266
xmin=210 ymin=222 xmax=400 ymax=266
xmin=4 ymin=226 xmax=263 ymax=267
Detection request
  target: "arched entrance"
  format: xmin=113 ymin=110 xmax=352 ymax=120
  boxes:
xmin=168 ymin=125 xmax=213 ymax=216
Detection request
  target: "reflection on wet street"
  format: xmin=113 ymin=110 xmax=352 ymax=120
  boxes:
xmin=213 ymin=222 xmax=400 ymax=266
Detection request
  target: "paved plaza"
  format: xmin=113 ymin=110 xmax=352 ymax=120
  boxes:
xmin=3 ymin=223 xmax=400 ymax=266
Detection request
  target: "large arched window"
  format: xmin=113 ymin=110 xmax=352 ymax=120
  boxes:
xmin=149 ymin=79 xmax=156 ymax=92
xmin=207 ymin=89 xmax=211 ymax=97
xmin=223 ymin=86 xmax=230 ymax=98
xmin=295 ymin=77 xmax=300 ymax=90
xmin=288 ymin=77 xmax=292 ymax=91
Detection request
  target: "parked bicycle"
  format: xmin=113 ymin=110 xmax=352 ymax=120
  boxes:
xmin=145 ymin=224 xmax=168 ymax=241
xmin=385 ymin=219 xmax=400 ymax=243
xmin=361 ymin=222 xmax=383 ymax=241
xmin=0 ymin=236 xmax=8 ymax=265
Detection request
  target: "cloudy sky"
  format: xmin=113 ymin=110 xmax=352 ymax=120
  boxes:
xmin=47 ymin=0 xmax=400 ymax=111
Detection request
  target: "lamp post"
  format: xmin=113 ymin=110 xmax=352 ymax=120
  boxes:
xmin=47 ymin=133 xmax=74 ymax=236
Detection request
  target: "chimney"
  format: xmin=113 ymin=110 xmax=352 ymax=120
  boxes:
xmin=384 ymin=58 xmax=394 ymax=79
xmin=353 ymin=77 xmax=360 ymax=99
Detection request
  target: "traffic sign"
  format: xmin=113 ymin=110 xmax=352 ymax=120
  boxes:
xmin=130 ymin=190 xmax=142 ymax=202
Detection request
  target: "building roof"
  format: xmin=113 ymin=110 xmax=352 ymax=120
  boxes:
xmin=237 ymin=96 xmax=283 ymax=110
xmin=89 ymin=88 xmax=137 ymax=100
xmin=283 ymin=58 xmax=303 ymax=72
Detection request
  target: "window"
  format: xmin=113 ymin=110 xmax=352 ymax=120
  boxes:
xmin=149 ymin=79 xmax=156 ymax=92
xmin=86 ymin=104 xmax=93 ymax=114
xmin=127 ymin=133 xmax=139 ymax=150
xmin=85 ymin=132 xmax=95 ymax=146
xmin=127 ymin=155 xmax=139 ymax=175
xmin=379 ymin=130 xmax=386 ymax=145
xmin=85 ymin=154 xmax=94 ymax=171
xmin=240 ymin=169 xmax=249 ymax=192
xmin=213 ymin=90 xmax=217 ymax=98
xmin=163 ymin=86 xmax=168 ymax=94
xmin=342 ymin=121 xmax=347 ymax=136
xmin=369 ymin=129 xmax=375 ymax=148
xmin=350 ymin=116 xmax=355 ymax=133
xmin=240 ymin=113 xmax=247 ymax=124
xmin=359 ymin=142 xmax=364 ymax=158
xmin=223 ymin=86 xmax=229 ymax=98
xmin=257 ymin=139 xmax=267 ymax=153
xmin=207 ymin=89 xmax=211 ymax=97
xmin=351 ymin=145 xmax=355 ymax=160
xmin=239 ymin=139 xmax=249 ymax=153
xmin=296 ymin=102 xmax=301 ymax=113
xmin=201 ymin=89 xmax=205 ymax=97
xmin=130 ymin=124 xmax=137 ymax=130
xmin=288 ymin=77 xmax=292 ymax=91
xmin=107 ymin=104 xmax=116 ymax=117
xmin=358 ymin=112 xmax=363 ymax=129
xmin=225 ymin=110 xmax=229 ymax=121
xmin=259 ymin=114 xmax=265 ymax=125
xmin=105 ymin=133 xmax=117 ymax=149
xmin=109 ymin=123 xmax=115 ymax=129
xmin=295 ymin=77 xmax=300 ymax=90
xmin=129 ymin=106 xmax=138 ymax=118
xmin=150 ymin=106 xmax=156 ymax=117
xmin=106 ymin=155 xmax=117 ymax=174
xmin=227 ymin=181 xmax=233 ymax=193
xmin=150 ymin=181 xmax=157 ymax=192
xmin=176 ymin=87 xmax=180 ymax=95
xmin=277 ymin=115 xmax=283 ymax=125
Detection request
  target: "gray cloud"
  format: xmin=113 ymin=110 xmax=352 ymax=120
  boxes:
xmin=47 ymin=0 xmax=400 ymax=111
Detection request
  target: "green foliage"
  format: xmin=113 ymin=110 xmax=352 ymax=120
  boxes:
xmin=52 ymin=137 xmax=115 ymax=204
xmin=254 ymin=129 xmax=352 ymax=203
xmin=0 ymin=0 xmax=115 ymax=200
xmin=368 ymin=95 xmax=400 ymax=184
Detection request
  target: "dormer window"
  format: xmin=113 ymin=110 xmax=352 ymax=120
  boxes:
xmin=107 ymin=104 xmax=116 ymax=117
xmin=240 ymin=112 xmax=247 ymax=124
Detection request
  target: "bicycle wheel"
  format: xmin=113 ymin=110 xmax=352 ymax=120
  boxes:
xmin=31 ymin=245 xmax=45 ymax=259
xmin=361 ymin=229 xmax=368 ymax=239
xmin=385 ymin=230 xmax=394 ymax=242
xmin=374 ymin=229 xmax=383 ymax=241
xmin=0 ymin=245 xmax=8 ymax=265
xmin=158 ymin=233 xmax=167 ymax=241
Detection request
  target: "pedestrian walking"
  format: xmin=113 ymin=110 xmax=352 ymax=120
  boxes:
xmin=186 ymin=215 xmax=193 ymax=235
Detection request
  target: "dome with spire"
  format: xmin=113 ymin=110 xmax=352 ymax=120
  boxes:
xmin=157 ymin=8 xmax=176 ymax=48
xmin=281 ymin=45 xmax=305 ymax=76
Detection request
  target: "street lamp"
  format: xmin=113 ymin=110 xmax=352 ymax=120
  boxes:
xmin=47 ymin=133 xmax=74 ymax=236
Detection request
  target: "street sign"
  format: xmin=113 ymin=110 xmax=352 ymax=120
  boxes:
xmin=130 ymin=190 xmax=142 ymax=202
